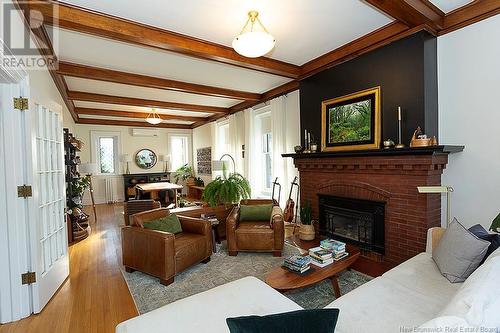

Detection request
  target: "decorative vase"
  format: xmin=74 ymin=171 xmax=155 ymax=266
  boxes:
xmin=299 ymin=224 xmax=315 ymax=241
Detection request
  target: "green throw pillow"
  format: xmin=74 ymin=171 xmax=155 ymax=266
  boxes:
xmin=239 ymin=204 xmax=273 ymax=221
xmin=143 ymin=214 xmax=182 ymax=234
xmin=226 ymin=309 xmax=340 ymax=333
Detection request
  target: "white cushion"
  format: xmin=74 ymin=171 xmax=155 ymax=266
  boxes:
xmin=326 ymin=253 xmax=460 ymax=333
xmin=115 ymin=276 xmax=302 ymax=333
xmin=383 ymin=253 xmax=462 ymax=301
xmin=441 ymin=255 xmax=500 ymax=328
xmin=418 ymin=316 xmax=473 ymax=330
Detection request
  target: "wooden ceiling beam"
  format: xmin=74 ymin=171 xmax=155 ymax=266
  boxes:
xmin=76 ymin=108 xmax=203 ymax=122
xmin=365 ymin=0 xmax=444 ymax=31
xmin=194 ymin=80 xmax=300 ymax=128
xmin=441 ymin=0 xmax=500 ymax=35
xmin=58 ymin=62 xmax=260 ymax=101
xmin=15 ymin=2 xmax=78 ymax=122
xmin=67 ymin=91 xmax=228 ymax=114
xmin=27 ymin=1 xmax=300 ymax=78
xmin=77 ymin=118 xmax=192 ymax=129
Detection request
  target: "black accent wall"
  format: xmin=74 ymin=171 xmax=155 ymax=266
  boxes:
xmin=300 ymin=31 xmax=438 ymax=148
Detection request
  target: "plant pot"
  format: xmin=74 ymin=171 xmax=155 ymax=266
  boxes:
xmin=298 ymin=224 xmax=315 ymax=241
xmin=186 ymin=177 xmax=196 ymax=186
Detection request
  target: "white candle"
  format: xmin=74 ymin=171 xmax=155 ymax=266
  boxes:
xmin=398 ymin=107 xmax=402 ymax=121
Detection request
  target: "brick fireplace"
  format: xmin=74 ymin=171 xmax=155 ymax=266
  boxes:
xmin=284 ymin=146 xmax=463 ymax=265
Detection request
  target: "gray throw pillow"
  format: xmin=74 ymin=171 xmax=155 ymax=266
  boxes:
xmin=433 ymin=218 xmax=490 ymax=283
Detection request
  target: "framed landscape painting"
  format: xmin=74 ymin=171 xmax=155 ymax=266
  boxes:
xmin=321 ymin=86 xmax=381 ymax=152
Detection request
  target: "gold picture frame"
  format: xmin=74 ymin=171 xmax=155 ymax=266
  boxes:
xmin=321 ymin=86 xmax=381 ymax=152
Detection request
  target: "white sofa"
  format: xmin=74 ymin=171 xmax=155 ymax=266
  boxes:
xmin=116 ymin=228 xmax=500 ymax=333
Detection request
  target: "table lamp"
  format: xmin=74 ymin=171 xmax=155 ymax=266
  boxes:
xmin=417 ymin=186 xmax=454 ymax=227
xmin=121 ymin=154 xmax=132 ymax=174
xmin=212 ymin=154 xmax=236 ymax=174
xmin=159 ymin=154 xmax=171 ymax=172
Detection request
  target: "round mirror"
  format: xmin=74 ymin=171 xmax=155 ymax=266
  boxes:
xmin=135 ymin=149 xmax=157 ymax=169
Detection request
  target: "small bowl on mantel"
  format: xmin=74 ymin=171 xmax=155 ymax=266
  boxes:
xmin=294 ymin=145 xmax=304 ymax=153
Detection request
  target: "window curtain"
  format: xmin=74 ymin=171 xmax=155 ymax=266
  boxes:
xmin=270 ymin=92 xmax=300 ymax=208
xmin=243 ymin=108 xmax=259 ymax=193
xmin=228 ymin=113 xmax=245 ymax=175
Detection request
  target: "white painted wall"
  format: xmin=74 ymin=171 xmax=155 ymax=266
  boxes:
xmin=75 ymin=123 xmax=192 ymax=203
xmin=438 ymin=14 xmax=500 ymax=229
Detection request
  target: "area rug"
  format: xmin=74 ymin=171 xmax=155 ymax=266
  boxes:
xmin=122 ymin=242 xmax=372 ymax=314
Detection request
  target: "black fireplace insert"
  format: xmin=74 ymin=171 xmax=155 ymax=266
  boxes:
xmin=318 ymin=194 xmax=385 ymax=254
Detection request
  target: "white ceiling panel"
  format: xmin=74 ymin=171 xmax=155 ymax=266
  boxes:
xmin=51 ymin=27 xmax=291 ymax=93
xmin=78 ymin=114 xmax=194 ymax=125
xmin=65 ymin=77 xmax=239 ymax=108
xmin=428 ymin=0 xmax=474 ymax=13
xmin=74 ymin=101 xmax=213 ymax=118
xmin=59 ymin=0 xmax=393 ymax=65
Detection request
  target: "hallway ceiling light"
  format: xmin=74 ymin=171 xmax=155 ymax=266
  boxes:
xmin=232 ymin=11 xmax=275 ymax=58
xmin=145 ymin=108 xmax=162 ymax=125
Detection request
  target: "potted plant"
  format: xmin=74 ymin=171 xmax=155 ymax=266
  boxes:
xmin=202 ymin=167 xmax=251 ymax=207
xmin=298 ymin=201 xmax=315 ymax=241
xmin=70 ymin=175 xmax=91 ymax=209
xmin=174 ymin=164 xmax=195 ymax=185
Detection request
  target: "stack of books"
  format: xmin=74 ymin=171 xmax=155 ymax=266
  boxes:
xmin=320 ymin=239 xmax=349 ymax=261
xmin=283 ymin=255 xmax=311 ymax=274
xmin=309 ymin=247 xmax=334 ymax=267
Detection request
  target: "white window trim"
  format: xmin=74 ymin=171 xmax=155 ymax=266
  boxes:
xmin=167 ymin=132 xmax=192 ymax=171
xmin=253 ymin=107 xmax=272 ymax=198
xmin=90 ymin=131 xmax=122 ymax=176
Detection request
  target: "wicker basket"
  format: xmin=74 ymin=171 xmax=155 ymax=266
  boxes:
xmin=298 ymin=224 xmax=315 ymax=241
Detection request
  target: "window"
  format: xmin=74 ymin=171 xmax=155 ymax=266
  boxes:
xmin=98 ymin=137 xmax=115 ymax=174
xmin=91 ymin=131 xmax=120 ymax=175
xmin=254 ymin=109 xmax=272 ymax=195
xmin=170 ymin=135 xmax=189 ymax=171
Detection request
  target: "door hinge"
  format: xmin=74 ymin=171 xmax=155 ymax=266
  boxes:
xmin=21 ymin=272 xmax=36 ymax=285
xmin=17 ymin=185 xmax=33 ymax=198
xmin=13 ymin=97 xmax=29 ymax=111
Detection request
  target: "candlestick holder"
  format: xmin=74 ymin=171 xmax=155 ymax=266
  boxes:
xmin=395 ymin=110 xmax=405 ymax=149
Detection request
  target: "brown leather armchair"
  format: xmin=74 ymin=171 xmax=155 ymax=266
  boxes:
xmin=226 ymin=199 xmax=284 ymax=257
xmin=122 ymin=208 xmax=212 ymax=285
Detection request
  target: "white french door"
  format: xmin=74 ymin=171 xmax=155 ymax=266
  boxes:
xmin=28 ymin=103 xmax=69 ymax=313
xmin=0 ymin=78 xmax=69 ymax=323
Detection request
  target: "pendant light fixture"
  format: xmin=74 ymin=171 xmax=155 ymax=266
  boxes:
xmin=145 ymin=108 xmax=162 ymax=125
xmin=232 ymin=11 xmax=275 ymax=58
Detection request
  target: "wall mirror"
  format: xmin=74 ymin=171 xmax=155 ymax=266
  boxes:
xmin=135 ymin=149 xmax=157 ymax=169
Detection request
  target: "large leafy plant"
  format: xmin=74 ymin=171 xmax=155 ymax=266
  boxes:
xmin=174 ymin=164 xmax=194 ymax=184
xmin=202 ymin=167 xmax=251 ymax=207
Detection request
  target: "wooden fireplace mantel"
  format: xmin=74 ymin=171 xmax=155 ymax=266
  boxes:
xmin=282 ymin=145 xmax=464 ymax=159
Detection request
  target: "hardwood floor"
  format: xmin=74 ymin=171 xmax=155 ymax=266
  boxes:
xmin=0 ymin=204 xmax=138 ymax=333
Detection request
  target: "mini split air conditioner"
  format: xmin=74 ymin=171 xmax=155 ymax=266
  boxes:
xmin=131 ymin=128 xmax=159 ymax=137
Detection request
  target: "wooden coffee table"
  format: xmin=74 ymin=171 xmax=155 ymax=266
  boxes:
xmin=266 ymin=242 xmax=360 ymax=298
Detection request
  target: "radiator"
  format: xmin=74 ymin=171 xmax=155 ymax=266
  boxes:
xmin=104 ymin=177 xmax=118 ymax=204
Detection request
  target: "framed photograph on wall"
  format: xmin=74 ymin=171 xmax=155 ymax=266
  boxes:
xmin=321 ymin=86 xmax=381 ymax=152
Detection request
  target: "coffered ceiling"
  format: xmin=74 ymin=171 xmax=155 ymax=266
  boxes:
xmin=18 ymin=0 xmax=500 ymax=129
